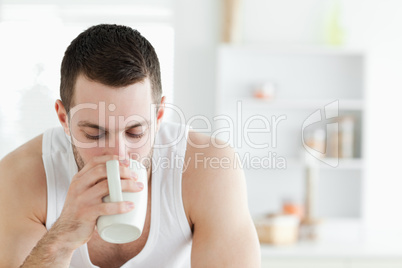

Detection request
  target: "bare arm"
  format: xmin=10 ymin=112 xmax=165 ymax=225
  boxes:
xmin=0 ymin=145 xmax=66 ymax=267
xmin=0 ymin=147 xmax=141 ymax=267
xmin=19 ymin=229 xmax=74 ymax=267
xmin=185 ymin=134 xmax=261 ymax=267
xmin=0 ymin=145 xmax=77 ymax=267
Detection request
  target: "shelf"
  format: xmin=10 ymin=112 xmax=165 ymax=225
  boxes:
xmin=318 ymin=158 xmax=364 ymax=170
xmin=220 ymin=98 xmax=364 ymax=111
xmin=287 ymin=157 xmax=364 ymax=170
xmin=217 ymin=45 xmax=366 ymax=220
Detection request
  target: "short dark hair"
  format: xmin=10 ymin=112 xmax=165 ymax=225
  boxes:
xmin=60 ymin=24 xmax=162 ymax=114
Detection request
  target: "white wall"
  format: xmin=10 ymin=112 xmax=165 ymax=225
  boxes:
xmin=241 ymin=0 xmax=331 ymax=45
xmin=343 ymin=0 xmax=402 ymax=235
xmin=172 ymin=0 xmax=220 ymax=127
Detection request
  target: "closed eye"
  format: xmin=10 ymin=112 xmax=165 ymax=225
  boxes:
xmin=84 ymin=133 xmax=105 ymax=140
xmin=126 ymin=131 xmax=146 ymax=139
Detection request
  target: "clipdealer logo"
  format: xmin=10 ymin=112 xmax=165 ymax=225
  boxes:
xmin=301 ymin=100 xmax=339 ymax=167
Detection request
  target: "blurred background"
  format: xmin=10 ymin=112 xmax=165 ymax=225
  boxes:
xmin=0 ymin=0 xmax=401 ymax=267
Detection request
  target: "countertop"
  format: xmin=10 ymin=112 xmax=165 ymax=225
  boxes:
xmin=260 ymin=219 xmax=402 ymax=259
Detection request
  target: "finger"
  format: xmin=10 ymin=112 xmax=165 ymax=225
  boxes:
xmin=70 ymin=163 xmax=108 ymax=195
xmin=95 ymin=201 xmax=135 ymax=217
xmin=121 ymin=180 xmax=144 ymax=193
xmin=72 ymin=155 xmax=120 ymax=182
xmin=81 ymin=163 xmax=138 ymax=191
xmin=87 ymin=179 xmax=145 ymax=201
xmin=119 ymin=165 xmax=138 ymax=182
xmin=70 ymin=178 xmax=144 ymax=210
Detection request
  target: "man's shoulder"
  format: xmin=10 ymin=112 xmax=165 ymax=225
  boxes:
xmin=185 ymin=130 xmax=238 ymax=173
xmin=0 ymin=134 xmax=47 ymax=223
xmin=0 ymin=134 xmax=44 ymax=175
xmin=183 ymin=130 xmax=244 ymax=223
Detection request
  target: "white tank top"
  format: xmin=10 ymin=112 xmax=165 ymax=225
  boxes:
xmin=42 ymin=122 xmax=192 ymax=268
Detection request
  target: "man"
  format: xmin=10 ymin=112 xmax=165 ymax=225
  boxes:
xmin=0 ymin=24 xmax=260 ymax=267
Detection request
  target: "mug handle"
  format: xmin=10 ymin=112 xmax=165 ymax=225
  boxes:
xmin=106 ymin=160 xmax=124 ymax=202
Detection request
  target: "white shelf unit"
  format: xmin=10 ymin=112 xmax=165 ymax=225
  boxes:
xmin=215 ymin=44 xmax=366 ymax=220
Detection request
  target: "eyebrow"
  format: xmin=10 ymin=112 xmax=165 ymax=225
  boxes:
xmin=77 ymin=120 xmax=150 ymax=131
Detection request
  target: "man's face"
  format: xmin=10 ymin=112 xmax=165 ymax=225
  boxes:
xmin=66 ymin=75 xmax=161 ymax=171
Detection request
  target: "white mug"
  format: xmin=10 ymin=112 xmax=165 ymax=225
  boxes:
xmin=96 ymin=159 xmax=148 ymax=244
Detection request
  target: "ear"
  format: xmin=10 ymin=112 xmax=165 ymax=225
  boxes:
xmin=55 ymin=99 xmax=71 ymax=136
xmin=155 ymin=96 xmax=166 ymax=132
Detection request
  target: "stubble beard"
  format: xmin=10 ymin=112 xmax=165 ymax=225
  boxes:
xmin=71 ymin=143 xmax=85 ymax=172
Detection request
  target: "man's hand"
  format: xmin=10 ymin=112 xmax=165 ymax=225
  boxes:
xmin=51 ymin=155 xmax=143 ymax=250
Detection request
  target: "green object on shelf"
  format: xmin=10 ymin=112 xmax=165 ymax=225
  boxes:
xmin=326 ymin=0 xmax=344 ymax=46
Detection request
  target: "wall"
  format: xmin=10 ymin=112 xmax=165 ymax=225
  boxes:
xmin=344 ymin=0 xmax=402 ymax=235
xmin=241 ymin=0 xmax=331 ymax=45
xmin=172 ymin=0 xmax=220 ymax=127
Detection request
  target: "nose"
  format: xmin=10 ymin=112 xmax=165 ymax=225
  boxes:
xmin=107 ymin=132 xmax=129 ymax=161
